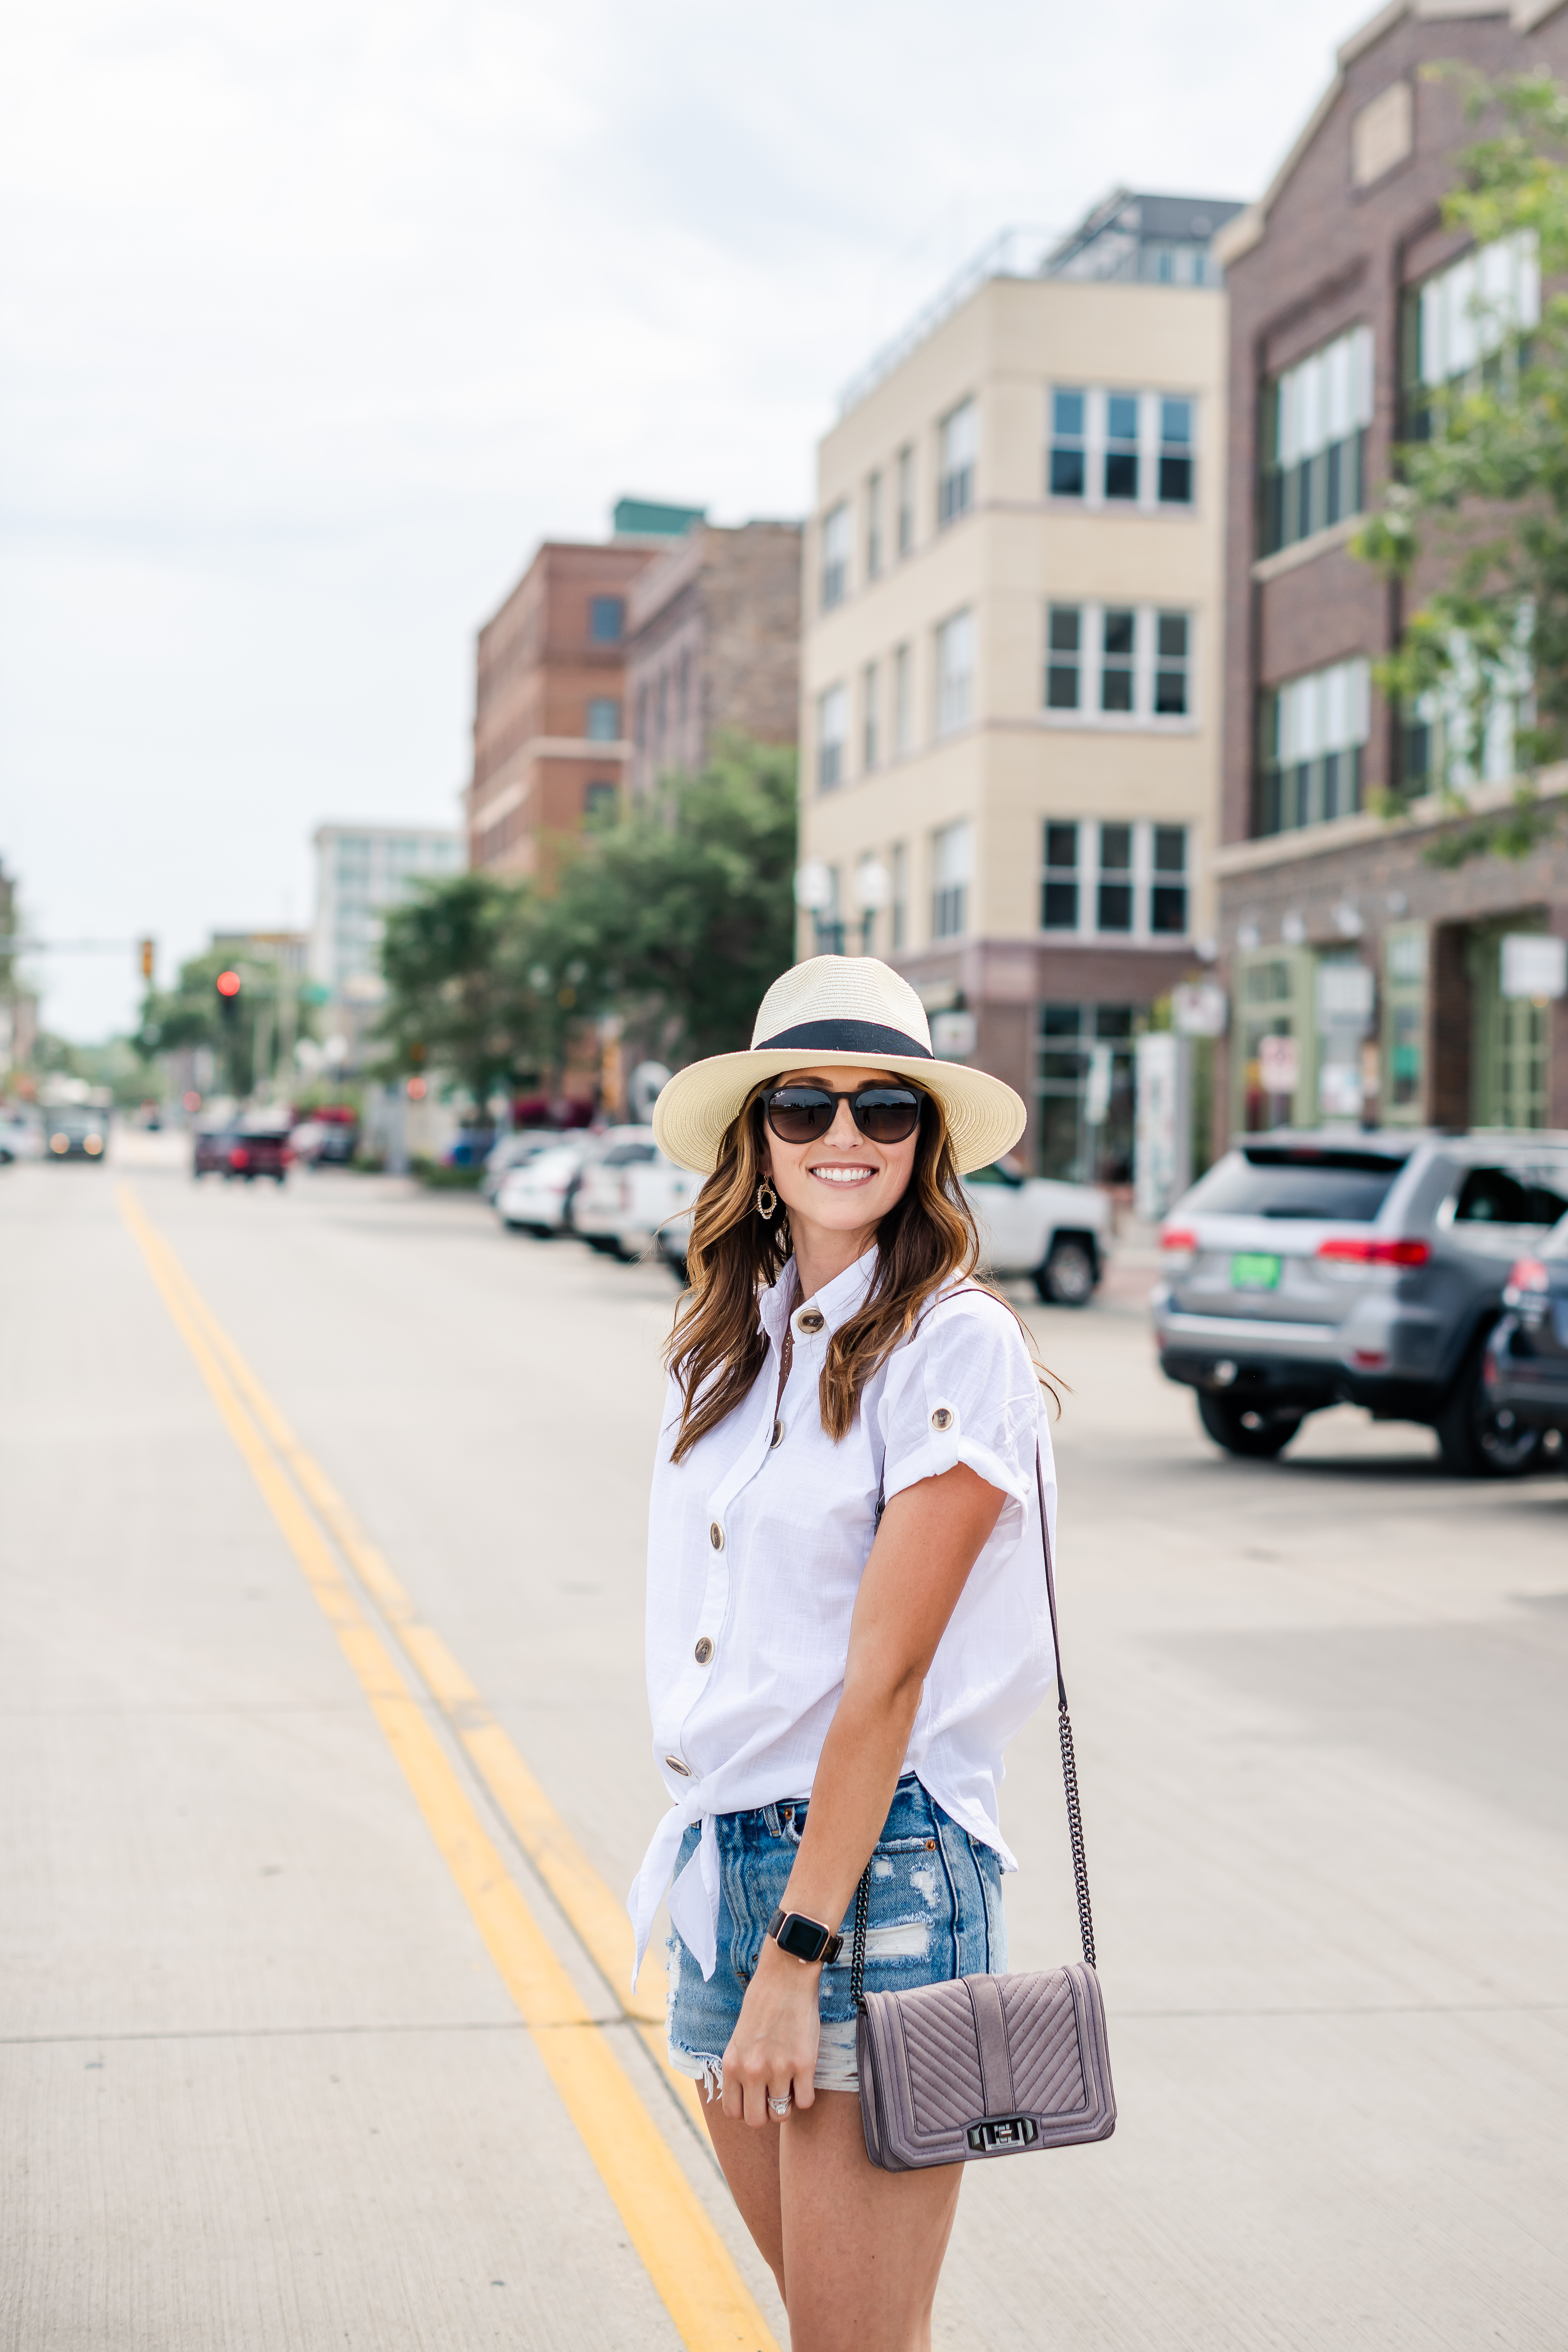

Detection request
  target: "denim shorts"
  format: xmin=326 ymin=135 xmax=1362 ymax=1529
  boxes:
xmin=666 ymin=1774 xmax=1007 ymax=2096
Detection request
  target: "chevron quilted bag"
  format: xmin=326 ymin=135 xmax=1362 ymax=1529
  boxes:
xmin=853 ymin=1441 xmax=1115 ymax=2170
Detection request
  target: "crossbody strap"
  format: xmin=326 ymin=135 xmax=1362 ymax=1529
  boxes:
xmin=849 ymin=1285 xmax=1098 ymax=2007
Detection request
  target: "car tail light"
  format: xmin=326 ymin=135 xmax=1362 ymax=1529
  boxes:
xmin=1316 ymin=1236 xmax=1430 ymax=1268
xmin=1504 ymin=1255 xmax=1550 ymax=1305
xmin=229 ymin=1146 xmax=250 ymax=1170
xmin=1161 ymin=1225 xmax=1198 ymax=1255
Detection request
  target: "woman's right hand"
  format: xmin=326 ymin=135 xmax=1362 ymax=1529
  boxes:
xmin=719 ymin=1938 xmax=823 ymax=2125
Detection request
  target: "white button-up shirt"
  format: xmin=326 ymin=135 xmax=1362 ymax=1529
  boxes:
xmin=628 ymin=1245 xmax=1058 ymax=1984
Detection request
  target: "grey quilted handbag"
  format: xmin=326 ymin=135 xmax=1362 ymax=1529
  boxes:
xmin=853 ymin=1440 xmax=1115 ymax=2170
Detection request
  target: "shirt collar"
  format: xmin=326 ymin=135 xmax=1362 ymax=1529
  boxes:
xmin=758 ymin=1242 xmax=879 ymax=1343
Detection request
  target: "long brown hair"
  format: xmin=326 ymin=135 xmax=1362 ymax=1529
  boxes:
xmin=665 ymin=1080 xmax=1053 ymax=1463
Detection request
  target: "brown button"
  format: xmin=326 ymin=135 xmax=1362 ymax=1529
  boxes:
xmin=931 ymin=1406 xmax=954 ymax=1431
xmin=709 ymin=1520 xmax=725 ymax=1551
xmin=797 ymin=1309 xmax=825 ymax=1334
xmin=664 ymin=1754 xmax=692 ymax=1777
xmin=771 ymin=1418 xmax=784 ymax=1450
xmin=694 ymin=1637 xmax=714 ymax=1666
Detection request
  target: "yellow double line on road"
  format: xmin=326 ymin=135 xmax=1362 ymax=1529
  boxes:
xmin=117 ymin=1185 xmax=777 ymax=2352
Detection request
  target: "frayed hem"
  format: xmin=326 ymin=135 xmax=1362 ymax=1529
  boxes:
xmin=668 ymin=2047 xmax=725 ymax=2101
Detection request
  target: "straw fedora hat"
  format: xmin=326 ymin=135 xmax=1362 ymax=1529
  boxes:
xmin=652 ymin=955 xmax=1026 ymax=1176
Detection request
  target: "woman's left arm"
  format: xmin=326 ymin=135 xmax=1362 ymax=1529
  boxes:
xmin=718 ymin=1462 xmax=1005 ymax=2124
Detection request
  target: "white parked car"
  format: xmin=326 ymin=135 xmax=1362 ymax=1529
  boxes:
xmin=494 ymin=1138 xmax=592 ymax=1235
xmin=0 ymin=1110 xmax=43 ymax=1163
xmin=573 ymin=1130 xmax=697 ymax=1262
xmin=964 ymin=1159 xmax=1111 ymax=1305
xmin=656 ymin=1158 xmax=1110 ymax=1304
xmin=481 ymin=1130 xmax=558 ymax=1202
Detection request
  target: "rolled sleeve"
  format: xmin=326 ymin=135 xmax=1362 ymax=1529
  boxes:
xmin=880 ymin=1295 xmax=1041 ymax=1511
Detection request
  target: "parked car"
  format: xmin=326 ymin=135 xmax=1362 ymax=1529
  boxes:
xmin=0 ymin=1111 xmax=43 ymax=1163
xmin=494 ymin=1138 xmax=593 ymax=1235
xmin=481 ymin=1130 xmax=557 ymax=1203
xmin=572 ymin=1130 xmax=697 ymax=1261
xmin=1481 ymin=1212 xmax=1568 ymax=1450
xmin=193 ymin=1119 xmax=292 ymax=1183
xmin=44 ymin=1110 xmax=109 ymax=1162
xmin=290 ymin=1107 xmax=360 ymax=1166
xmin=1152 ymin=1130 xmax=1568 ymax=1474
xmin=964 ymin=1159 xmax=1111 ymax=1304
xmin=655 ymin=1158 xmax=1110 ymax=1296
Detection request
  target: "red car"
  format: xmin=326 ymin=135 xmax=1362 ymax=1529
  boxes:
xmin=193 ymin=1125 xmax=292 ymax=1183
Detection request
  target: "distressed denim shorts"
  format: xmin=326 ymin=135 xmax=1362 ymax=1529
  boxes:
xmin=666 ymin=1774 xmax=1007 ymax=2097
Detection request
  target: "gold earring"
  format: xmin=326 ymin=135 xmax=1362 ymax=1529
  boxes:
xmin=756 ymin=1179 xmax=778 ymax=1221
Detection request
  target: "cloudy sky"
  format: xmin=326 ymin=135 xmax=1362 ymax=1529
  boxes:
xmin=2 ymin=0 xmax=1375 ymax=1039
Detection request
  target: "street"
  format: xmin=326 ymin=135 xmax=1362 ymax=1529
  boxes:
xmin=4 ymin=1156 xmax=1566 ymax=2352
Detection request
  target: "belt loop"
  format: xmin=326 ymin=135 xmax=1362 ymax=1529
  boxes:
xmin=763 ymin=1803 xmax=781 ymax=1837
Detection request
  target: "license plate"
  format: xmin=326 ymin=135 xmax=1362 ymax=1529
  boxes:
xmin=1231 ymin=1252 xmax=1282 ymax=1292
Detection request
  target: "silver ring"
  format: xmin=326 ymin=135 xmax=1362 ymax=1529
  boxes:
xmin=768 ymin=2095 xmax=791 ymax=2118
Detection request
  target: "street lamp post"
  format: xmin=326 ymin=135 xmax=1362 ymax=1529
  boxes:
xmin=850 ymin=858 xmax=892 ymax=954
xmin=793 ymin=860 xmax=843 ymax=955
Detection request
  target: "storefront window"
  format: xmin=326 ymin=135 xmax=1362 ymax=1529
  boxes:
xmin=1035 ymin=1005 xmax=1137 ymax=1182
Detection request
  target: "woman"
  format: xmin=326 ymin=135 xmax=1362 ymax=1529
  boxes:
xmin=628 ymin=955 xmax=1058 ymax=2351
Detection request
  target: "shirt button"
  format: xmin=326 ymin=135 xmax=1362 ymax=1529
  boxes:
xmin=797 ymin=1308 xmax=825 ymax=1334
xmin=694 ymin=1636 xmax=714 ymax=1665
xmin=931 ymin=1406 xmax=954 ymax=1431
xmin=664 ymin=1754 xmax=692 ymax=1777
xmin=771 ymin=1418 xmax=784 ymax=1450
xmin=709 ymin=1520 xmax=725 ymax=1551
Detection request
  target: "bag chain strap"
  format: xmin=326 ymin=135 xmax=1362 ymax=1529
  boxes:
xmin=847 ymin=1290 xmax=1099 ymax=2007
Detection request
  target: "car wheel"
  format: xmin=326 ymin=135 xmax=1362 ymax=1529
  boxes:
xmin=1435 ymin=1347 xmax=1542 ymax=1477
xmin=1196 ymin=1391 xmax=1303 ymax=1459
xmin=1034 ymin=1237 xmax=1096 ymax=1307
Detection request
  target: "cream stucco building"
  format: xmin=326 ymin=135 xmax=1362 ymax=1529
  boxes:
xmin=798 ymin=194 xmax=1239 ymax=1179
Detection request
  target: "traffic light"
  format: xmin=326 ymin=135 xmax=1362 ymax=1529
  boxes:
xmin=139 ymin=937 xmax=155 ymax=982
xmin=215 ymin=969 xmax=242 ymax=999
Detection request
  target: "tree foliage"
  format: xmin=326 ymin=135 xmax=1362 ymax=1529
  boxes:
xmin=1357 ymin=70 xmax=1568 ymax=862
xmin=138 ymin=945 xmax=293 ymax=1098
xmin=375 ymin=737 xmax=798 ymax=1106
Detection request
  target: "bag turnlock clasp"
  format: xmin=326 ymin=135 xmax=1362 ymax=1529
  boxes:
xmin=966 ymin=2115 xmax=1038 ymax=2153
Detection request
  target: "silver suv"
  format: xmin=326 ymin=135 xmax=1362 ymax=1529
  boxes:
xmin=1152 ymin=1130 xmax=1568 ymax=1475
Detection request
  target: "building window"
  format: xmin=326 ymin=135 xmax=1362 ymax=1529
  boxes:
xmin=817 ymin=684 xmax=847 ymax=792
xmin=1037 ymin=1005 xmax=1138 ymax=1183
xmin=1403 ymin=621 xmax=1529 ymax=796
xmin=1039 ymin=820 xmax=1192 ymax=940
xmin=1050 ymin=389 xmax=1086 ymax=497
xmin=1042 ymin=604 xmax=1196 ymax=725
xmin=1262 ymin=325 xmax=1374 ymax=555
xmin=893 ymin=643 xmax=913 ymax=754
xmin=1406 ymin=230 xmax=1539 ymax=440
xmin=1154 ymin=612 xmax=1190 ymax=714
xmin=586 ymin=697 xmax=621 ymax=741
xmin=1159 ymin=399 xmax=1193 ymax=504
xmin=1048 ymin=387 xmax=1198 ymax=510
xmin=1104 ymin=392 xmax=1139 ymax=500
xmin=938 ymin=398 xmax=977 ymax=525
xmin=865 ymin=472 xmax=883 ymax=579
xmin=932 ymin=820 xmax=971 ymax=940
xmin=1042 ymin=823 xmax=1080 ymax=929
xmin=861 ymin=661 xmax=879 ymax=772
xmin=935 ymin=610 xmax=975 ymax=736
xmin=820 ymin=503 xmax=850 ymax=610
xmin=890 ymin=841 xmax=908 ymax=949
xmin=897 ymin=447 xmax=915 ymax=556
xmin=584 ymin=780 xmax=617 ymax=822
xmin=1047 ymin=607 xmax=1081 ymax=708
xmin=589 ymin=595 xmax=624 ymax=643
xmin=1256 ymin=656 xmax=1371 ymax=835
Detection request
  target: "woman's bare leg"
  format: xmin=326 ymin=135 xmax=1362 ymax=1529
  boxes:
xmin=703 ymin=2100 xmax=786 ymax=2301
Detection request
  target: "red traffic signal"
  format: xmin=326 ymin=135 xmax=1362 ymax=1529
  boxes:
xmin=215 ymin=969 xmax=242 ymax=998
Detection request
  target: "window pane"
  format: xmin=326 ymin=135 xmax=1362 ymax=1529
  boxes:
xmin=1048 ymin=666 xmax=1080 ymax=709
xmin=1100 ymin=823 xmax=1132 ymax=869
xmin=1045 ymin=822 xmax=1079 ymax=868
xmin=1050 ymin=448 xmax=1085 ymax=496
xmin=1041 ymin=1004 xmax=1084 ymax=1038
xmin=1160 ymin=398 xmax=1191 ymax=444
xmin=1049 ymin=607 xmax=1081 ymax=652
xmin=1053 ymin=390 xmax=1085 ymax=436
xmin=1154 ymin=668 xmax=1188 ymax=715
xmin=589 ymin=596 xmax=624 ymax=642
xmin=1043 ymin=881 xmax=1079 ymax=928
xmin=1095 ymin=1006 xmax=1135 ymax=1039
xmin=1157 ymin=614 xmax=1188 ymax=658
xmin=1098 ymin=883 xmax=1134 ymax=930
xmin=1103 ymin=610 xmax=1134 ymax=657
xmin=1101 ymin=667 xmax=1134 ymax=712
xmin=1158 ymin=454 xmax=1193 ymax=503
xmin=1104 ymin=451 xmax=1138 ymax=500
xmin=586 ymin=698 xmax=621 ymax=740
xmin=1153 ymin=825 xmax=1187 ymax=872
xmin=1150 ymin=883 xmax=1188 ymax=933
xmin=1106 ymin=393 xmax=1139 ymax=441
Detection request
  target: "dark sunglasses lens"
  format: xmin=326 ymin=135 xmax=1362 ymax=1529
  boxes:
xmin=851 ymin=1089 xmax=922 ymax=1143
xmin=767 ymin=1090 xmax=836 ymax=1142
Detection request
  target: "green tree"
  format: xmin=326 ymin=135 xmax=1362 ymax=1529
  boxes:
xmin=1357 ymin=69 xmax=1568 ymax=863
xmin=376 ymin=871 xmax=551 ymax=1109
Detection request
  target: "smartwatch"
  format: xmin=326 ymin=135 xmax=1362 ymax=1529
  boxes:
xmin=766 ymin=1906 xmax=845 ymax=1966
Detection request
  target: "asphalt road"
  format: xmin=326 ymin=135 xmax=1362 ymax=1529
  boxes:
xmin=3 ymin=1150 xmax=1566 ymax=2351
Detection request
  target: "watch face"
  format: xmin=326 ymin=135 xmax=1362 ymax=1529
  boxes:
xmin=777 ymin=1913 xmax=827 ymax=1963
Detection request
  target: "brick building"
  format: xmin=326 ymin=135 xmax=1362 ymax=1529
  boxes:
xmin=625 ymin=521 xmax=801 ymax=797
xmin=1214 ymin=0 xmax=1568 ymax=1139
xmin=467 ymin=501 xmax=702 ymax=876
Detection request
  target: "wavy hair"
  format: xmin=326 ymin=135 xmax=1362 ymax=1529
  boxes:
xmin=665 ymin=1080 xmax=1056 ymax=1463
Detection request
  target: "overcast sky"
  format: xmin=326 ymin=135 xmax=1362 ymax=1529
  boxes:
xmin=2 ymin=0 xmax=1375 ymax=1040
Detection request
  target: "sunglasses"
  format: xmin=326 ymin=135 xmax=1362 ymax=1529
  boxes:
xmin=763 ymin=1084 xmax=925 ymax=1147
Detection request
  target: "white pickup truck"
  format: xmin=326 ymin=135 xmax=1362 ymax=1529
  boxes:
xmin=658 ymin=1157 xmax=1109 ymax=1306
